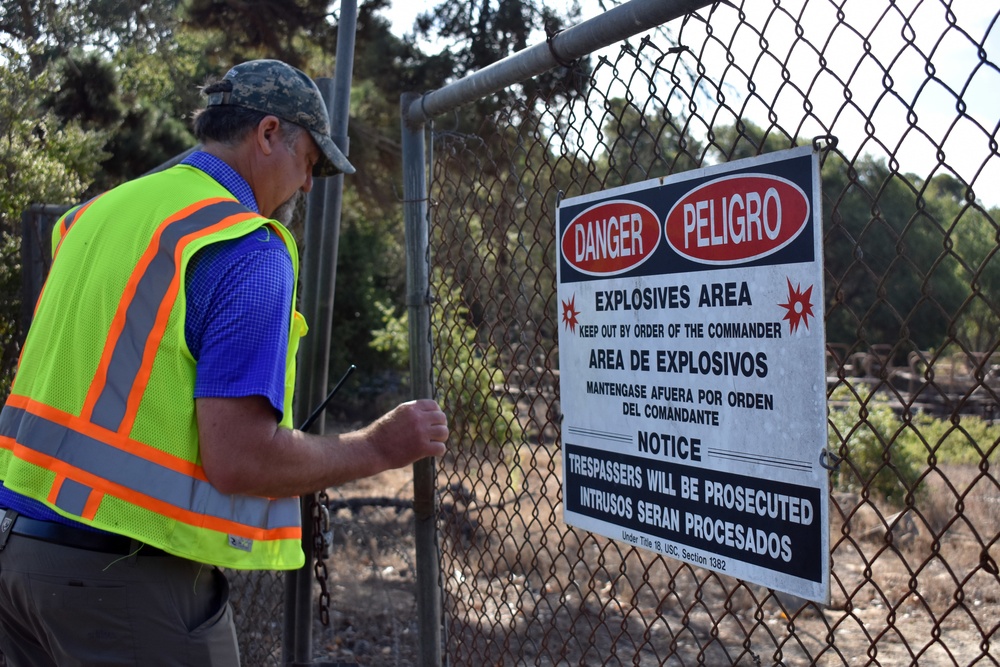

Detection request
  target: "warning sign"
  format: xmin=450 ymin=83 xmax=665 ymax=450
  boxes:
xmin=557 ymin=146 xmax=830 ymax=603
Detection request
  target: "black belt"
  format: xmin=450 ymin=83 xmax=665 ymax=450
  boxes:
xmin=9 ymin=514 xmax=169 ymax=557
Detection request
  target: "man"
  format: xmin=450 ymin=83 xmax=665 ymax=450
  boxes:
xmin=0 ymin=59 xmax=448 ymax=666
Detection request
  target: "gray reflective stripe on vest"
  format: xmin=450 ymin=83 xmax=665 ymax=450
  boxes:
xmin=90 ymin=199 xmax=252 ymax=432
xmin=58 ymin=195 xmax=101 ymax=238
xmin=61 ymin=204 xmax=85 ymax=232
xmin=0 ymin=404 xmax=300 ymax=530
xmin=60 ymin=202 xmax=87 ymax=232
xmin=53 ymin=477 xmax=94 ymax=516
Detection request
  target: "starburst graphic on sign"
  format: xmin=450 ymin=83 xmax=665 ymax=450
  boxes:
xmin=561 ymin=294 xmax=580 ymax=333
xmin=778 ymin=278 xmax=815 ymax=333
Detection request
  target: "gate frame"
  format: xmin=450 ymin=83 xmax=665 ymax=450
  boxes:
xmin=400 ymin=1 xmax=717 ymax=664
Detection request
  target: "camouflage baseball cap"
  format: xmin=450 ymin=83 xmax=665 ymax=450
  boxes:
xmin=206 ymin=59 xmax=355 ymax=177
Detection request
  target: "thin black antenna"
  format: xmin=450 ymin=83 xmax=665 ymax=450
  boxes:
xmin=298 ymin=364 xmax=356 ymax=432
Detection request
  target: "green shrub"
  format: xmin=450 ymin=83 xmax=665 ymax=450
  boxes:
xmin=370 ymin=276 xmax=523 ymax=451
xmin=828 ymin=388 xmax=925 ymax=506
xmin=906 ymin=412 xmax=1000 ymax=466
xmin=829 ymin=386 xmax=1000 ymax=504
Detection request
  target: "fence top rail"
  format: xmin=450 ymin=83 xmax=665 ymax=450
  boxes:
xmin=401 ymin=0 xmax=716 ymax=127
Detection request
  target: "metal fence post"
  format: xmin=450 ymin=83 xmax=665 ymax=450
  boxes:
xmin=285 ymin=0 xmax=358 ymax=663
xmin=401 ymin=92 xmax=443 ymax=667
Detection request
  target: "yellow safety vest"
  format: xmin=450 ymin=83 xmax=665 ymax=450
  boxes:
xmin=0 ymin=165 xmax=307 ymax=569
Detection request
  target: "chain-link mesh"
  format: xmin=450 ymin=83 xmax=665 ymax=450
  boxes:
xmin=427 ymin=1 xmax=1000 ymax=664
xmin=227 ymin=570 xmax=286 ymax=665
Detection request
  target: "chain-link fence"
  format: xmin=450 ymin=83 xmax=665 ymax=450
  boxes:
xmin=7 ymin=1 xmax=1000 ymax=665
xmin=415 ymin=0 xmax=1000 ymax=664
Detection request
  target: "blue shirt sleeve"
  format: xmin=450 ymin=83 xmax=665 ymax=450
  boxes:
xmin=185 ymin=226 xmax=293 ymax=419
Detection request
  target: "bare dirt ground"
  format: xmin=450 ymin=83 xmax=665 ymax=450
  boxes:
xmin=312 ymin=467 xmax=426 ymax=666
xmin=305 ymin=447 xmax=1000 ymax=667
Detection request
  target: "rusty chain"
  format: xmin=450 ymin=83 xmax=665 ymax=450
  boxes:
xmin=311 ymin=490 xmax=333 ymax=626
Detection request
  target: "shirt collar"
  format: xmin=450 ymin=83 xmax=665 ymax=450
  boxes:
xmin=180 ymin=151 xmax=260 ymax=213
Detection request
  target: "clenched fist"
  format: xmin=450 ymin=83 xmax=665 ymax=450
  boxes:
xmin=363 ymin=399 xmax=449 ymax=470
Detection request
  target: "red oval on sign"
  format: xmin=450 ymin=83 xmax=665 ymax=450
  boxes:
xmin=562 ymin=200 xmax=661 ymax=276
xmin=664 ymin=174 xmax=810 ymax=265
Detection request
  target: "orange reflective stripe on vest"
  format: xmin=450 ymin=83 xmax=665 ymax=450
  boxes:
xmin=0 ymin=397 xmax=300 ymax=538
xmin=82 ymin=198 xmax=257 ymax=434
xmin=34 ymin=194 xmax=104 ymax=329
xmin=53 ymin=194 xmax=103 ymax=259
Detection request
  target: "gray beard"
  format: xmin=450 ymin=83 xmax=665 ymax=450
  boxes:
xmin=271 ymin=190 xmax=304 ymax=227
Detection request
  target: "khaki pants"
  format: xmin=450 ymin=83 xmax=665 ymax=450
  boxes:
xmin=0 ymin=532 xmax=240 ymax=666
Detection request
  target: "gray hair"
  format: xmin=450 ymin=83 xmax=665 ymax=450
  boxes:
xmin=193 ymin=80 xmax=305 ymax=149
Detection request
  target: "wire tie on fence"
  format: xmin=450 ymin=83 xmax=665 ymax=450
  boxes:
xmin=812 ymin=134 xmax=839 ymax=153
xmin=667 ymin=45 xmax=690 ymax=55
xmin=413 ymin=493 xmax=436 ymax=521
xmin=407 ymin=290 xmax=436 ymax=308
xmin=419 ymin=91 xmax=431 ymax=123
xmin=546 ymin=28 xmax=578 ymax=69
xmin=819 ymin=448 xmax=841 ymax=471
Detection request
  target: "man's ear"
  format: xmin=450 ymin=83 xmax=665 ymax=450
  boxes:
xmin=256 ymin=116 xmax=283 ymax=156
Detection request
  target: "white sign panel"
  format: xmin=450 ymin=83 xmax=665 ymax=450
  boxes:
xmin=557 ymin=146 xmax=830 ymax=603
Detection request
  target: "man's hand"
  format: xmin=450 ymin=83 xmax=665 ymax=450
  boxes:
xmin=360 ymin=399 xmax=449 ymax=470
